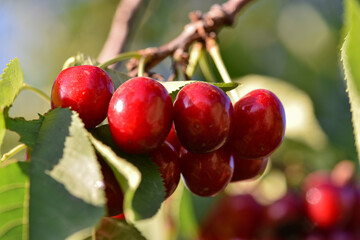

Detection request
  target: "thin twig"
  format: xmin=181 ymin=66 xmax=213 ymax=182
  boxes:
xmin=126 ymin=0 xmax=254 ymax=76
xmin=97 ymin=0 xmax=143 ymax=69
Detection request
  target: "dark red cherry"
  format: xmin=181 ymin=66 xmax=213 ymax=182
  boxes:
xmin=229 ymin=89 xmax=285 ymax=159
xmin=149 ymin=141 xmax=180 ymax=198
xmin=264 ymin=191 xmax=305 ymax=227
xmin=165 ymin=124 xmax=182 ymax=152
xmin=199 ymin=194 xmax=263 ymax=239
xmin=97 ymin=155 xmax=124 ymax=217
xmin=174 ymin=82 xmax=233 ymax=153
xmin=179 ymin=146 xmax=234 ymax=197
xmin=107 ymin=77 xmax=173 ymax=154
xmin=51 ymin=65 xmax=114 ymax=129
xmin=230 ymin=155 xmax=268 ymax=182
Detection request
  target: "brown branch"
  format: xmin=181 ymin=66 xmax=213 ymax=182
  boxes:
xmin=97 ymin=0 xmax=142 ymax=68
xmin=126 ymin=0 xmax=254 ymax=77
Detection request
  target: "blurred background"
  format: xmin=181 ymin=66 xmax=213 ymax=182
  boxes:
xmin=0 ymin=0 xmax=355 ymax=239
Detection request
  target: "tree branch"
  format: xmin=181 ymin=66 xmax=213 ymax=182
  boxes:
xmin=97 ymin=0 xmax=142 ymax=68
xmin=125 ymin=0 xmax=254 ymax=77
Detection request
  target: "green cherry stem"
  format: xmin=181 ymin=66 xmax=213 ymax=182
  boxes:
xmin=98 ymin=51 xmax=141 ymax=70
xmin=207 ymin=38 xmax=231 ymax=83
xmin=21 ymin=83 xmax=51 ymax=103
xmin=137 ymin=55 xmax=147 ymax=77
xmin=186 ymin=42 xmax=203 ymax=79
xmin=176 ymin=63 xmax=187 ymax=81
xmin=173 ymin=49 xmax=187 ymax=81
xmin=199 ymin=50 xmax=217 ymax=83
xmin=0 ymin=143 xmax=26 ymax=163
xmin=207 ymin=38 xmax=239 ymax=101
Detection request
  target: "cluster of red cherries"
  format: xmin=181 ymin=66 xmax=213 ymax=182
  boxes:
xmin=199 ymin=167 xmax=360 ymax=240
xmin=51 ymin=65 xmax=285 ymax=216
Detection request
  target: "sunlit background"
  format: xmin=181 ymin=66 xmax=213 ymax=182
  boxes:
xmin=0 ymin=0 xmax=353 ymax=239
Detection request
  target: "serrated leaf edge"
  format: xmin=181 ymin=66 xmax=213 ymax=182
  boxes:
xmin=88 ymin=134 xmax=141 ymax=223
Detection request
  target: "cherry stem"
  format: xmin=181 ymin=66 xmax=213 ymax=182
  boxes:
xmin=186 ymin=42 xmax=203 ymax=79
xmin=207 ymin=38 xmax=239 ymax=100
xmin=176 ymin=64 xmax=187 ymax=81
xmin=98 ymin=51 xmax=141 ymax=70
xmin=21 ymin=84 xmax=50 ymax=103
xmin=199 ymin=49 xmax=217 ymax=83
xmin=137 ymin=55 xmax=146 ymax=77
xmin=1 ymin=143 xmax=26 ymax=163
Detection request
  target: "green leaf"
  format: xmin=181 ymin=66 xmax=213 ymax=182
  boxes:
xmin=0 ymin=161 xmax=29 ymax=240
xmin=105 ymin=69 xmax=131 ymax=89
xmin=212 ymin=82 xmax=240 ymax=92
xmin=131 ymin=156 xmax=165 ymax=220
xmin=0 ymin=58 xmax=24 ymax=154
xmin=29 ymin=108 xmax=105 ymax=240
xmin=91 ymin=125 xmax=166 ymax=220
xmin=0 ymin=113 xmax=5 ymax=155
xmin=342 ymin=0 xmax=360 ymax=161
xmin=160 ymin=81 xmax=239 ymax=101
xmin=4 ymin=109 xmax=44 ymax=149
xmin=95 ymin=217 xmax=146 ymax=240
xmin=0 ymin=58 xmax=24 ymax=108
xmin=88 ymin=134 xmax=141 ymax=222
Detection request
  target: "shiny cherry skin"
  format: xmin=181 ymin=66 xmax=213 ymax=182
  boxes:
xmin=107 ymin=77 xmax=173 ymax=154
xmin=199 ymin=194 xmax=263 ymax=239
xmin=51 ymin=65 xmax=114 ymax=129
xmin=228 ymin=89 xmax=285 ymax=159
xmin=97 ymin=155 xmax=124 ymax=217
xmin=165 ymin=124 xmax=182 ymax=152
xmin=230 ymin=155 xmax=268 ymax=182
xmin=179 ymin=146 xmax=234 ymax=197
xmin=149 ymin=141 xmax=180 ymax=198
xmin=174 ymin=82 xmax=233 ymax=153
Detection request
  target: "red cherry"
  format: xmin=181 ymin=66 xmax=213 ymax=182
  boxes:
xmin=264 ymin=191 xmax=305 ymax=227
xmin=51 ymin=65 xmax=114 ymax=129
xmin=149 ymin=141 xmax=180 ymax=198
xmin=165 ymin=124 xmax=182 ymax=152
xmin=305 ymin=182 xmax=345 ymax=228
xmin=107 ymin=77 xmax=173 ymax=154
xmin=229 ymin=89 xmax=285 ymax=159
xmin=199 ymin=194 xmax=263 ymax=239
xmin=174 ymin=82 xmax=233 ymax=153
xmin=97 ymin=155 xmax=124 ymax=217
xmin=179 ymin=146 xmax=234 ymax=197
xmin=230 ymin=155 xmax=268 ymax=182
xmin=303 ymin=171 xmax=355 ymax=229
